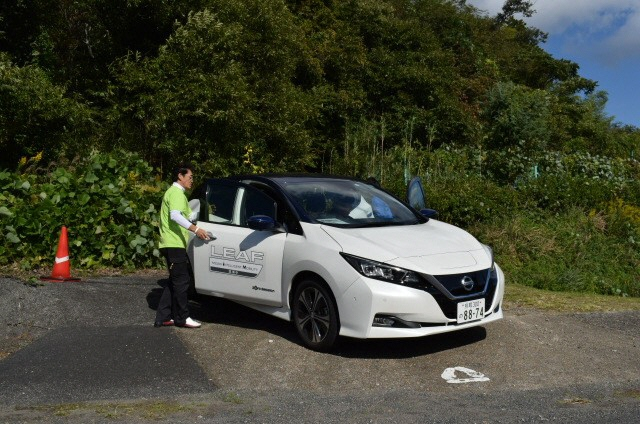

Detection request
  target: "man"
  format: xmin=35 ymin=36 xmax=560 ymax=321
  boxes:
xmin=155 ymin=164 xmax=209 ymax=328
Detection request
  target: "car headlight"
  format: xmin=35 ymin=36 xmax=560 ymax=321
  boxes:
xmin=481 ymin=243 xmax=494 ymax=264
xmin=482 ymin=243 xmax=498 ymax=279
xmin=340 ymin=253 xmax=424 ymax=287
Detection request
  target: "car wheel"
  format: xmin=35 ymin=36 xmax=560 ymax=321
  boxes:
xmin=292 ymin=280 xmax=339 ymax=351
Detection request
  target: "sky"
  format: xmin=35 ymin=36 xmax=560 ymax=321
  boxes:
xmin=466 ymin=0 xmax=640 ymax=128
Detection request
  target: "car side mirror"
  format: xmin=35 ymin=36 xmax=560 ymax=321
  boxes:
xmin=247 ymin=215 xmax=285 ymax=232
xmin=420 ymin=208 xmax=438 ymax=219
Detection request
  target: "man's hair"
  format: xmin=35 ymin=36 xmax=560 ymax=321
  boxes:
xmin=172 ymin=163 xmax=194 ymax=182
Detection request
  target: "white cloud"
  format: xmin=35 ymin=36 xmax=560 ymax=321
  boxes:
xmin=594 ymin=8 xmax=640 ymax=63
xmin=466 ymin=0 xmax=640 ymax=65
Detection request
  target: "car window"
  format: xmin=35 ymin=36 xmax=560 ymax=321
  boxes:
xmin=205 ymin=183 xmax=239 ymax=224
xmin=283 ymin=180 xmax=422 ymax=227
xmin=244 ymin=181 xmax=303 ymax=235
xmin=203 ymin=180 xmax=279 ymax=228
xmin=240 ymin=188 xmax=277 ymax=227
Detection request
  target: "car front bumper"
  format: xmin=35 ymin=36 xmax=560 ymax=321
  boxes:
xmin=337 ymin=263 xmax=505 ymax=339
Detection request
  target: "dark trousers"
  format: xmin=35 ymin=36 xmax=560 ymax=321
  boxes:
xmin=155 ymin=247 xmax=191 ymax=326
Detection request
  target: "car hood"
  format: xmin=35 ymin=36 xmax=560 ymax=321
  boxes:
xmin=321 ymin=220 xmax=490 ymax=274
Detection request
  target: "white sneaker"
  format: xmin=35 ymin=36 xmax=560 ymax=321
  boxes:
xmin=178 ymin=317 xmax=201 ymax=328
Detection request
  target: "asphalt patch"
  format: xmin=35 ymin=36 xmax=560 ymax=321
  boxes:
xmin=0 ymin=326 xmax=215 ymax=405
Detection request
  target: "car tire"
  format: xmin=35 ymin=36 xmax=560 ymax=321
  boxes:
xmin=292 ymin=279 xmax=339 ymax=351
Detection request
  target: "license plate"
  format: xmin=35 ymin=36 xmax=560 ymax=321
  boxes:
xmin=457 ymin=298 xmax=485 ymax=323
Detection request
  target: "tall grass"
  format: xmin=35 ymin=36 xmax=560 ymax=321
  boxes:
xmin=472 ymin=210 xmax=639 ymax=297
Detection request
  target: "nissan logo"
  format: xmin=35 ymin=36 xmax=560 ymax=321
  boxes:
xmin=461 ymin=276 xmax=475 ymax=291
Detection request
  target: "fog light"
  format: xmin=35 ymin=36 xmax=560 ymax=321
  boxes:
xmin=373 ymin=316 xmax=395 ymax=327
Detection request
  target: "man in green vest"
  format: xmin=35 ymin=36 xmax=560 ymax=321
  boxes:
xmin=154 ymin=163 xmax=210 ymax=328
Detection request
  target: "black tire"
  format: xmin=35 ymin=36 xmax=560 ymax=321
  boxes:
xmin=292 ymin=279 xmax=339 ymax=351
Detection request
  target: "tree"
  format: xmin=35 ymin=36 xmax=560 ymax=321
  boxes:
xmin=482 ymin=81 xmax=551 ymax=182
xmin=0 ymin=53 xmax=93 ymax=169
xmin=109 ymin=2 xmax=317 ymax=174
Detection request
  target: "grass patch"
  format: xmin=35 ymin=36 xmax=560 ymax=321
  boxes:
xmin=95 ymin=400 xmax=191 ymax=420
xmin=52 ymin=403 xmax=83 ymax=417
xmin=615 ymin=389 xmax=640 ymax=399
xmin=504 ymin=283 xmax=640 ymax=312
xmin=222 ymin=392 xmax=244 ymax=404
xmin=20 ymin=400 xmax=196 ymax=420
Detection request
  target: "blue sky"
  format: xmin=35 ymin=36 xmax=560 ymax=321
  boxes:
xmin=466 ymin=0 xmax=640 ymax=128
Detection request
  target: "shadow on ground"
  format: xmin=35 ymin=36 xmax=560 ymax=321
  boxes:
xmin=147 ymin=280 xmax=488 ymax=360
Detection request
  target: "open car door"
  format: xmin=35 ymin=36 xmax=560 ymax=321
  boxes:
xmin=189 ymin=179 xmax=286 ymax=306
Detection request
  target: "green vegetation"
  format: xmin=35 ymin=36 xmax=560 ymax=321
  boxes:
xmin=0 ymin=151 xmax=164 ymax=269
xmin=23 ymin=400 xmax=197 ymax=420
xmin=222 ymin=391 xmax=244 ymax=404
xmin=0 ymin=1 xmax=638 ymax=298
xmin=504 ymin=284 xmax=640 ymax=313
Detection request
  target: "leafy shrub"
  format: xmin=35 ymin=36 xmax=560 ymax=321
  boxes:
xmin=517 ymin=152 xmax=639 ymax=212
xmin=518 ymin=174 xmax=621 ymax=212
xmin=601 ymin=199 xmax=640 ymax=244
xmin=537 ymin=151 xmax=636 ymax=187
xmin=0 ymin=151 xmax=165 ymax=270
xmin=482 ymin=82 xmax=551 ymax=183
xmin=425 ymin=174 xmax=520 ymax=227
xmin=475 ymin=209 xmax=639 ymax=297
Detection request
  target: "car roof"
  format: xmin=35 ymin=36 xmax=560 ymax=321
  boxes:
xmin=229 ymin=173 xmax=364 ymax=183
xmin=217 ymin=174 xmax=370 ymax=189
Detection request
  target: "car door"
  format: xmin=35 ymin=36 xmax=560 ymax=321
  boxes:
xmin=191 ymin=179 xmax=286 ymax=306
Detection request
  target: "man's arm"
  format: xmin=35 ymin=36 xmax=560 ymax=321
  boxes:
xmin=169 ymin=209 xmax=210 ymax=240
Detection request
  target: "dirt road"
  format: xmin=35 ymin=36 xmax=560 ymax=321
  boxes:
xmin=0 ymin=276 xmax=638 ymax=422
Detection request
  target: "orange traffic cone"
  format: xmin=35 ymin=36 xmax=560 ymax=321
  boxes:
xmin=40 ymin=226 xmax=81 ymax=282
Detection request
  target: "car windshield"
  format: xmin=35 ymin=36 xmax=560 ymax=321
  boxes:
xmin=281 ymin=179 xmax=423 ymax=227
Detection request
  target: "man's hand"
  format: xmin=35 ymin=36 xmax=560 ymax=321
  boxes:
xmin=195 ymin=227 xmax=210 ymax=240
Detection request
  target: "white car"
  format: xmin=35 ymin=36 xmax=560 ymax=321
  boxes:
xmin=187 ymin=175 xmax=504 ymax=351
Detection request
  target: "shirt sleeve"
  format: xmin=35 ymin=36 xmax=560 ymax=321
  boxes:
xmin=170 ymin=209 xmax=193 ymax=230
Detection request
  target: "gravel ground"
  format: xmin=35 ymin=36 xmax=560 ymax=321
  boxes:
xmin=0 ymin=275 xmax=161 ymax=359
xmin=1 ymin=275 xmax=639 ymax=423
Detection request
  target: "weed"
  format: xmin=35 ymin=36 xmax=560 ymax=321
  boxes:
xmin=222 ymin=392 xmax=244 ymax=404
xmin=560 ymin=397 xmax=593 ymax=405
xmin=614 ymin=389 xmax=640 ymax=399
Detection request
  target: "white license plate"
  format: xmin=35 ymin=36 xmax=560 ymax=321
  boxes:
xmin=457 ymin=298 xmax=485 ymax=323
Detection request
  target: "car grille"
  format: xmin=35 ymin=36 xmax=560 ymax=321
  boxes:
xmin=421 ymin=269 xmax=498 ymax=320
xmin=434 ymin=269 xmax=490 ymax=297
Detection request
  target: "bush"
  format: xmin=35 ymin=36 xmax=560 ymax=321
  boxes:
xmin=518 ymin=174 xmax=621 ymax=212
xmin=517 ymin=152 xmax=639 ymax=212
xmin=0 ymin=151 xmax=165 ymax=270
xmin=601 ymin=199 xmax=640 ymax=244
xmin=475 ymin=209 xmax=639 ymax=297
xmin=425 ymin=174 xmax=520 ymax=227
xmin=482 ymin=82 xmax=551 ymax=183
